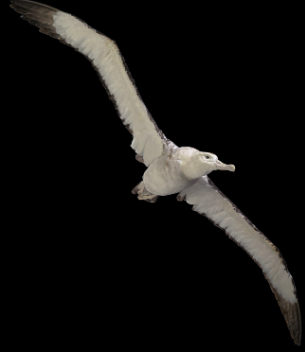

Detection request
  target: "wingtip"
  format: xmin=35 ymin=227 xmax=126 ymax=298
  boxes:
xmin=293 ymin=291 xmax=302 ymax=346
xmin=293 ymin=335 xmax=301 ymax=346
xmin=10 ymin=0 xmax=26 ymax=4
xmin=9 ymin=2 xmax=18 ymax=9
xmin=279 ymin=296 xmax=302 ymax=346
xmin=292 ymin=329 xmax=301 ymax=346
xmin=292 ymin=317 xmax=302 ymax=346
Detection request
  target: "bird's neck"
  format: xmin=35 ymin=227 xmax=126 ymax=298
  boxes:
xmin=176 ymin=147 xmax=207 ymax=180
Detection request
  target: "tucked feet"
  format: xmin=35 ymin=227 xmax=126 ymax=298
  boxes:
xmin=137 ymin=193 xmax=159 ymax=203
xmin=131 ymin=181 xmax=145 ymax=195
xmin=132 ymin=181 xmax=159 ymax=203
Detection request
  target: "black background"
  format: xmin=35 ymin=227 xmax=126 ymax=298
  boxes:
xmin=6 ymin=0 xmax=304 ymax=349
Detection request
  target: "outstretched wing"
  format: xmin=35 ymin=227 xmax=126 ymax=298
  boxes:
xmin=10 ymin=0 xmax=169 ymax=167
xmin=178 ymin=176 xmax=302 ymax=345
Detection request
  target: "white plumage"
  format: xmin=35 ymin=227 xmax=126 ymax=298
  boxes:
xmin=10 ymin=0 xmax=302 ymax=345
xmin=54 ymin=11 xmax=165 ymax=167
xmin=179 ymin=176 xmax=296 ymax=303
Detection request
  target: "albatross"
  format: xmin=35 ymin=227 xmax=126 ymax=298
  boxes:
xmin=10 ymin=0 xmax=302 ymax=345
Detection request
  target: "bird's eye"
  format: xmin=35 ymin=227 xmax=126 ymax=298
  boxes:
xmin=206 ymin=156 xmax=209 ymax=159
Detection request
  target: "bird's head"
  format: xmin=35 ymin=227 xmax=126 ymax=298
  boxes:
xmin=181 ymin=149 xmax=235 ymax=180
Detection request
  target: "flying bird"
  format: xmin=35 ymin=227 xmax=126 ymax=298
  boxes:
xmin=10 ymin=0 xmax=302 ymax=345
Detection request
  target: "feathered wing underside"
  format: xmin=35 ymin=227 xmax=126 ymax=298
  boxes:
xmin=10 ymin=0 xmax=169 ymax=166
xmin=178 ymin=176 xmax=302 ymax=345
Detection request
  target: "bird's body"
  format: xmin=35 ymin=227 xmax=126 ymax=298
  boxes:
xmin=143 ymin=144 xmax=198 ymax=196
xmin=10 ymin=0 xmax=302 ymax=345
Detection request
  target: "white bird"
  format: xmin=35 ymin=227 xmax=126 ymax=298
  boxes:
xmin=10 ymin=0 xmax=302 ymax=345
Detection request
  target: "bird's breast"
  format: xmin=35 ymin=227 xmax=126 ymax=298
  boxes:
xmin=143 ymin=150 xmax=196 ymax=196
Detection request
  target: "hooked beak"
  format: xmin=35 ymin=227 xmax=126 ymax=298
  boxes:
xmin=216 ymin=160 xmax=235 ymax=172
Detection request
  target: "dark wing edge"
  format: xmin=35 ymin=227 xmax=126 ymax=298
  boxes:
xmin=177 ymin=176 xmax=302 ymax=345
xmin=10 ymin=0 xmax=170 ymax=164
